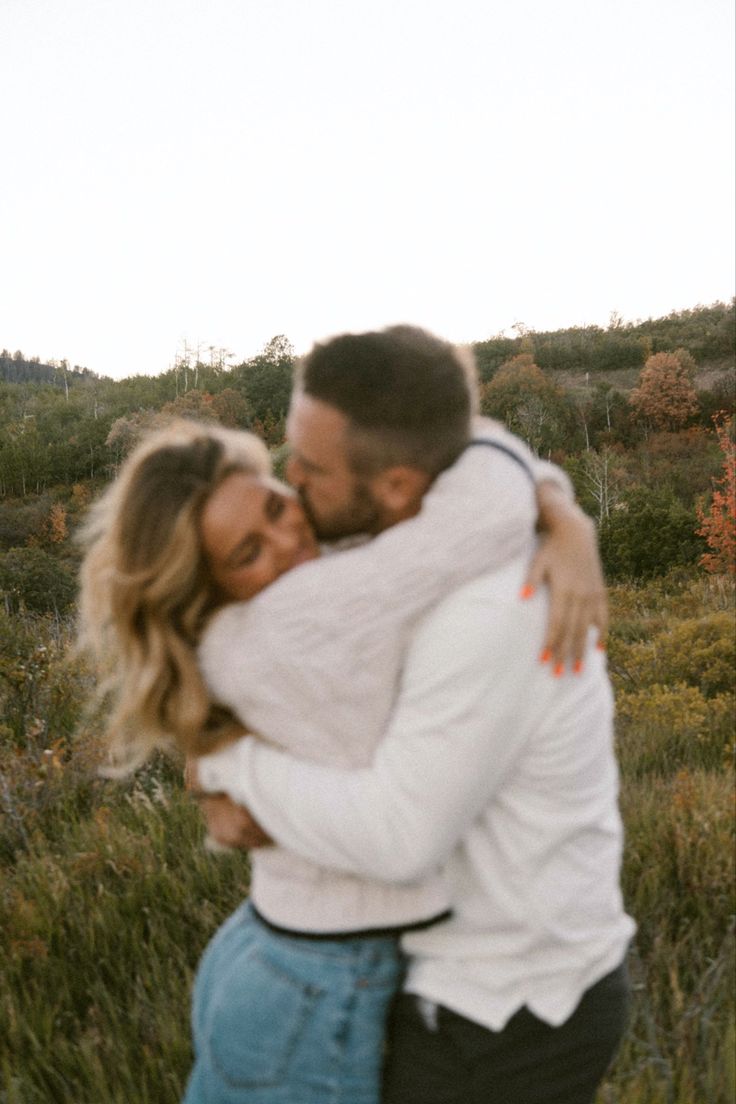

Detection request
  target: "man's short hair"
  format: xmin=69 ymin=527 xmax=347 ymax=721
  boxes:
xmin=295 ymin=325 xmax=479 ymax=477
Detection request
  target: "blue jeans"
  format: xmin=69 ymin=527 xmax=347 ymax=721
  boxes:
xmin=183 ymin=902 xmax=406 ymax=1104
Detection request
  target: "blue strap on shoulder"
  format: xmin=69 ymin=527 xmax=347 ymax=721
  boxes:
xmin=465 ymin=438 xmax=535 ymax=485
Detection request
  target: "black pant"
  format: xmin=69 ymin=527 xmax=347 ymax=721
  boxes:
xmin=383 ymin=962 xmax=630 ymax=1104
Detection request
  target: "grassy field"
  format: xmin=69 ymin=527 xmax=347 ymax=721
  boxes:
xmin=1 ymin=571 xmax=734 ymax=1103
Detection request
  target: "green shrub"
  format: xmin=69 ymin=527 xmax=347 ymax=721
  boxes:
xmin=0 ymin=546 xmax=77 ymax=614
xmin=616 ymin=685 xmax=734 ymax=777
xmin=609 ymin=612 xmax=735 ymax=698
xmin=601 ymin=487 xmax=704 ymax=579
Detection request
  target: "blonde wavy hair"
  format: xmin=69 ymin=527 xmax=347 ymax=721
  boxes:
xmin=78 ymin=420 xmax=271 ymax=772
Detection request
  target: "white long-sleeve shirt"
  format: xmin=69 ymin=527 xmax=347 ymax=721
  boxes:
xmin=199 ymin=560 xmax=635 ymax=1030
xmin=198 ymin=426 xmax=564 ymax=932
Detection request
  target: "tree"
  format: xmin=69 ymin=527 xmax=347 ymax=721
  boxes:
xmin=697 ymin=369 xmax=736 ymax=429
xmin=0 ymin=418 xmax=49 ymax=496
xmin=567 ymin=446 xmax=626 ymax=523
xmin=629 ymin=352 xmax=699 ymax=432
xmin=232 ymin=336 xmax=295 ymax=424
xmin=599 ymin=486 xmax=703 ymax=579
xmin=671 ymin=347 xmax=697 ymax=376
xmin=105 ymin=411 xmax=162 ymax=465
xmin=631 ymin=426 xmax=720 ymax=504
xmin=251 ymin=411 xmax=286 ymax=447
xmin=46 ymin=503 xmax=68 ymax=544
xmin=697 ymin=415 xmax=736 ymax=576
xmin=0 ymin=546 xmax=77 ymax=614
xmin=210 ymin=388 xmax=252 ymax=429
xmin=160 ymin=389 xmax=218 ymax=423
xmin=0 ymin=496 xmax=50 ymax=550
xmin=480 ymin=355 xmax=574 ymax=455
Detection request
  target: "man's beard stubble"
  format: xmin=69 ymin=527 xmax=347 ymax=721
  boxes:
xmin=298 ymin=481 xmax=383 ymax=542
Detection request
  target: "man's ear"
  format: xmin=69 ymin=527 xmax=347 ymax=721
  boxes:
xmin=368 ymin=466 xmax=431 ymax=516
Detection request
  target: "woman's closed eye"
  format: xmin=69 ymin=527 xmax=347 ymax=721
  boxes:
xmin=201 ymin=473 xmax=318 ymax=601
xmin=231 ymin=536 xmax=261 ymax=567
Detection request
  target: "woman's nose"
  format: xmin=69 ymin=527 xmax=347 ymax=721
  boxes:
xmin=285 ymin=454 xmax=304 ymax=489
xmin=270 ymin=516 xmax=300 ymax=556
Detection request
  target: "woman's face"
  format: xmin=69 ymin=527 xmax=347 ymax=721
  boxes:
xmin=199 ymin=472 xmax=320 ymax=601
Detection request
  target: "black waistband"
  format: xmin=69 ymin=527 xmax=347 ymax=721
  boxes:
xmin=251 ymin=903 xmax=452 ymax=942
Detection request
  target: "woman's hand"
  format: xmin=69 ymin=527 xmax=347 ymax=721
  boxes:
xmin=525 ymin=484 xmax=608 ymax=671
xmin=201 ymin=793 xmax=274 ymax=850
xmin=185 ymin=757 xmax=273 ymax=850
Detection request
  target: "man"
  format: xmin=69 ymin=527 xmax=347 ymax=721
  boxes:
xmin=281 ymin=326 xmax=605 ymax=665
xmin=192 ymin=326 xmax=633 ymax=1103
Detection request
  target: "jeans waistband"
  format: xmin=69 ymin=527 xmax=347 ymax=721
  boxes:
xmin=250 ymin=902 xmax=452 ymax=943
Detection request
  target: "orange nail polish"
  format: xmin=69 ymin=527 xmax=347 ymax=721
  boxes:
xmin=520 ymin=584 xmax=535 ymax=600
xmin=573 ymin=660 xmax=584 ymax=675
xmin=596 ymin=641 xmax=606 ymax=652
xmin=540 ymin=648 xmax=552 ymax=664
xmin=553 ymin=663 xmax=564 ymax=678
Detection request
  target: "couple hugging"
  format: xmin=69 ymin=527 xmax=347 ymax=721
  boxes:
xmin=80 ymin=325 xmax=635 ymax=1104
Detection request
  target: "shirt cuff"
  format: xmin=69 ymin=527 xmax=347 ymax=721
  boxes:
xmin=197 ymin=736 xmax=257 ymax=801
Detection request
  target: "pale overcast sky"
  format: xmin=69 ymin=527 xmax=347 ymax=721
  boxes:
xmin=1 ymin=0 xmax=733 ymax=379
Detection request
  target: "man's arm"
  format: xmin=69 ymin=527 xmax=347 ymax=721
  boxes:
xmin=196 ymin=566 xmax=547 ymax=881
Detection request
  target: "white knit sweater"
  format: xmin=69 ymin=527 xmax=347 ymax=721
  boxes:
xmin=200 ymin=565 xmax=635 ymax=1028
xmin=198 ymin=425 xmax=567 ymax=932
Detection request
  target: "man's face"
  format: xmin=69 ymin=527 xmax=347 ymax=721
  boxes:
xmin=285 ymin=392 xmax=382 ymax=540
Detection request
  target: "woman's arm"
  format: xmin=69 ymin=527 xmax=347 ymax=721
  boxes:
xmin=527 ymin=487 xmax=607 ymax=666
xmin=195 ymin=566 xmax=608 ymax=879
xmin=199 ymin=441 xmax=538 ymax=736
xmin=475 ymin=418 xmax=608 ymax=665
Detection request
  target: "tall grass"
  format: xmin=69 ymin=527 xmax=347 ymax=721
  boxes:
xmin=1 ymin=573 xmax=734 ymax=1102
xmin=598 ymin=573 xmax=736 ymax=1103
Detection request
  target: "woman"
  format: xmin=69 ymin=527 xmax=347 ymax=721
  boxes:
xmin=79 ymin=417 xmax=564 ymax=1103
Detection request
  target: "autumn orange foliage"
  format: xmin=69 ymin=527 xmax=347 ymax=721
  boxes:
xmin=629 ymin=351 xmax=699 ymax=431
xmin=697 ymin=414 xmax=736 ymax=576
xmin=47 ymin=503 xmax=68 ymax=544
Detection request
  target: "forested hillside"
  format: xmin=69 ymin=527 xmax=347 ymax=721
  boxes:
xmin=1 ymin=301 xmax=733 ymax=610
xmin=473 ymin=300 xmax=735 ymax=377
xmin=1 ymin=302 xmax=734 ymax=1102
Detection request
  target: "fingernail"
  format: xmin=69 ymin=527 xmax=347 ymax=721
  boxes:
xmin=573 ymin=660 xmax=584 ymax=675
xmin=519 ymin=584 xmax=535 ymax=600
xmin=540 ymin=648 xmax=552 ymax=664
xmin=553 ymin=663 xmax=564 ymax=678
